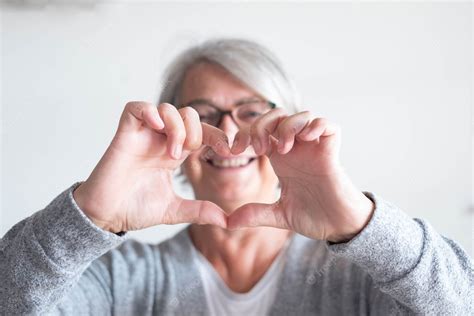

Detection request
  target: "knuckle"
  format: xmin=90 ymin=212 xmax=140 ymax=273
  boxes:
xmin=252 ymin=122 xmax=270 ymax=139
xmin=263 ymin=125 xmax=273 ymax=137
xmin=179 ymin=106 xmax=199 ymax=122
xmin=186 ymin=131 xmax=202 ymax=149
xmin=252 ymin=121 xmax=266 ymax=137
xmin=185 ymin=139 xmax=201 ymax=151
xmin=315 ymin=117 xmax=328 ymax=125
xmin=295 ymin=110 xmax=312 ymax=120
xmin=125 ymin=101 xmax=140 ymax=112
xmin=215 ymin=135 xmax=229 ymax=148
xmin=126 ymin=101 xmax=149 ymax=108
xmin=262 ymin=108 xmax=286 ymax=122
xmin=249 ymin=124 xmax=259 ymax=138
xmin=158 ymin=102 xmax=177 ymax=113
xmin=179 ymin=106 xmax=198 ymax=116
xmin=276 ymin=125 xmax=296 ymax=141
xmin=259 ymin=107 xmax=283 ymax=120
xmin=277 ymin=119 xmax=292 ymax=133
xmin=287 ymin=124 xmax=298 ymax=135
xmin=142 ymin=104 xmax=155 ymax=114
xmin=168 ymin=130 xmax=186 ymax=142
xmin=273 ymin=107 xmax=287 ymax=115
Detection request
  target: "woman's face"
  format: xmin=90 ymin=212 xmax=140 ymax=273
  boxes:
xmin=180 ymin=62 xmax=279 ymax=213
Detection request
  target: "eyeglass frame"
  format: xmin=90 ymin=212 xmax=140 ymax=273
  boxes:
xmin=181 ymin=98 xmax=277 ymax=128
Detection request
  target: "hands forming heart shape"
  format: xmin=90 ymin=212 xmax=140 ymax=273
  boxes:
xmin=74 ymin=102 xmax=374 ymax=243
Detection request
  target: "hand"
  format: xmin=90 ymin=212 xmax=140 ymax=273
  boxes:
xmin=228 ymin=109 xmax=375 ymax=243
xmin=73 ymin=102 xmax=231 ymax=233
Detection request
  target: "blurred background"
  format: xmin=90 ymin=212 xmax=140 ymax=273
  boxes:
xmin=1 ymin=1 xmax=472 ymax=256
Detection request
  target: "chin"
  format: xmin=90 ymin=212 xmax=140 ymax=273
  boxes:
xmin=207 ymin=181 xmax=259 ymax=204
xmin=184 ymin=156 xmax=278 ymax=206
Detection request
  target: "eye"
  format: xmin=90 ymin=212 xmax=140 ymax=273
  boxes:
xmin=239 ymin=110 xmax=261 ymax=119
xmin=237 ymin=101 xmax=269 ymax=121
xmin=191 ymin=105 xmax=218 ymax=122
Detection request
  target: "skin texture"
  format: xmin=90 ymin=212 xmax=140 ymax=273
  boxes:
xmin=180 ymin=63 xmax=292 ymax=292
xmin=180 ymin=62 xmax=280 ymax=214
xmin=73 ymin=61 xmax=374 ymax=292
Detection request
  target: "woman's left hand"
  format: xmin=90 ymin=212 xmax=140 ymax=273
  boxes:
xmin=228 ymin=109 xmax=375 ymax=243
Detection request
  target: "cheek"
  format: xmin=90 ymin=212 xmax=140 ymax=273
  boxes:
xmin=182 ymin=151 xmax=278 ymax=191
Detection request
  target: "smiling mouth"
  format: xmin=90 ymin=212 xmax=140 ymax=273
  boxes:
xmin=205 ymin=157 xmax=257 ymax=169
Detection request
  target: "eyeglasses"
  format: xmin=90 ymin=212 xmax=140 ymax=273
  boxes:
xmin=183 ymin=98 xmax=276 ymax=128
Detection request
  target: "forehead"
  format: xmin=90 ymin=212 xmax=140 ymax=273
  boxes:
xmin=179 ymin=62 xmax=259 ymax=108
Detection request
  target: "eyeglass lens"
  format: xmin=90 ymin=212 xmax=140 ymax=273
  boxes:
xmin=190 ymin=100 xmax=274 ymax=127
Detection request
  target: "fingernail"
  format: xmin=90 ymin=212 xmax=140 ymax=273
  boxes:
xmin=277 ymin=139 xmax=284 ymax=152
xmin=253 ymin=139 xmax=261 ymax=154
xmin=231 ymin=137 xmax=239 ymax=151
xmin=299 ymin=128 xmax=310 ymax=137
xmin=216 ymin=140 xmax=225 ymax=153
xmin=173 ymin=145 xmax=182 ymax=159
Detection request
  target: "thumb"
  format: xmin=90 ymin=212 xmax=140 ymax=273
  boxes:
xmin=227 ymin=202 xmax=288 ymax=230
xmin=169 ymin=197 xmax=228 ymax=228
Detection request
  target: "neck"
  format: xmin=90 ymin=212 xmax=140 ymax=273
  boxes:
xmin=189 ymin=224 xmax=292 ymax=292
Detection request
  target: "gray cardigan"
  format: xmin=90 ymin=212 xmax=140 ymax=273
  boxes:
xmin=0 ymin=182 xmax=472 ymax=315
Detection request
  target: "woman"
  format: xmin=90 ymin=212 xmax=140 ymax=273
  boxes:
xmin=1 ymin=39 xmax=472 ymax=315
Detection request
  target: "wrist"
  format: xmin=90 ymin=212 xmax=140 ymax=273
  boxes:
xmin=72 ymin=183 xmax=120 ymax=233
xmin=311 ymin=169 xmax=375 ymax=243
xmin=327 ymin=193 xmax=375 ymax=243
xmin=327 ymin=197 xmax=375 ymax=244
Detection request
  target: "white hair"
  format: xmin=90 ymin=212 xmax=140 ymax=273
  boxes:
xmin=158 ymin=38 xmax=300 ymax=113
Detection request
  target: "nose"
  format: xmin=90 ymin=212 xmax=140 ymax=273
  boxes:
xmin=218 ymin=113 xmax=240 ymax=147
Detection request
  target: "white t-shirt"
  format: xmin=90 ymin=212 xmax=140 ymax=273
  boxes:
xmin=195 ymin=243 xmax=289 ymax=316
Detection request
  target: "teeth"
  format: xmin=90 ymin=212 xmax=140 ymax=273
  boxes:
xmin=211 ymin=157 xmax=251 ymax=168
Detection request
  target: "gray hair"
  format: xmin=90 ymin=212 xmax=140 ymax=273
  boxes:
xmin=158 ymin=38 xmax=300 ymax=113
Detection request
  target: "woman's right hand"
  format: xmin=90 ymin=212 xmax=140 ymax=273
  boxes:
xmin=73 ymin=101 xmax=231 ymax=233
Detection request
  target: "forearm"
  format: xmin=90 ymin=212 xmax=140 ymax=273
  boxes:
xmin=328 ymin=192 xmax=474 ymax=314
xmin=0 ymin=183 xmax=125 ymax=314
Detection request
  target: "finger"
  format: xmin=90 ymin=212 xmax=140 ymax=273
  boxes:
xmin=227 ymin=202 xmax=288 ymax=230
xmin=179 ymin=107 xmax=202 ymax=152
xmin=230 ymin=128 xmax=251 ymax=155
xmin=171 ymin=197 xmax=227 ymax=228
xmin=158 ymin=103 xmax=186 ymax=159
xmin=297 ymin=118 xmax=340 ymax=142
xmin=249 ymin=108 xmax=288 ymax=155
xmin=276 ymin=111 xmax=312 ymax=154
xmin=121 ymin=101 xmax=164 ymax=132
xmin=201 ymin=123 xmax=231 ymax=156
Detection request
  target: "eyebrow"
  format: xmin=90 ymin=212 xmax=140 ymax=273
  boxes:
xmin=183 ymin=98 xmax=214 ymax=107
xmin=184 ymin=96 xmax=263 ymax=108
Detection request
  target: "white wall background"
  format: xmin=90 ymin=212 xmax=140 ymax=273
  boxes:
xmin=1 ymin=1 xmax=472 ymax=256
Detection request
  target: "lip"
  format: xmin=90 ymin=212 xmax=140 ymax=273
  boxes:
xmin=199 ymin=146 xmax=258 ymax=172
xmin=202 ymin=156 xmax=257 ymax=172
xmin=200 ymin=148 xmax=255 ymax=161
